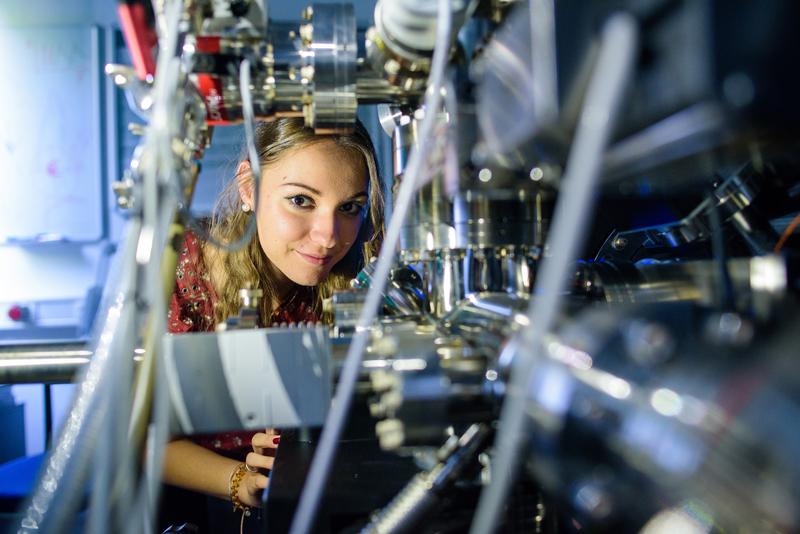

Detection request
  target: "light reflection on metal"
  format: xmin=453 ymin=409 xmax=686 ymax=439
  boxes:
xmin=640 ymin=504 xmax=713 ymax=534
xmin=750 ymin=255 xmax=786 ymax=293
xmin=650 ymin=388 xmax=683 ymax=417
xmin=135 ymin=225 xmax=154 ymax=265
xmin=0 ymin=357 xmax=90 ymax=368
xmin=546 ymin=339 xmax=593 ymax=370
xmin=577 ymin=368 xmax=632 ymax=400
xmin=392 ymin=358 xmax=427 ymax=371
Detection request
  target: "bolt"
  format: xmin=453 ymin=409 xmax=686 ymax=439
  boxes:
xmin=384 ymin=58 xmax=401 ymax=76
xmin=128 ymin=122 xmax=145 ymax=136
xmin=302 ymin=103 xmax=314 ymax=127
xmin=372 ymin=335 xmax=399 ymax=357
xmin=300 ymin=64 xmax=315 ymax=81
xmin=375 ymin=418 xmax=404 ymax=450
xmin=612 ymin=236 xmax=628 ymax=250
xmin=299 ymin=23 xmax=313 ymax=45
xmin=369 ymin=369 xmax=398 ymax=392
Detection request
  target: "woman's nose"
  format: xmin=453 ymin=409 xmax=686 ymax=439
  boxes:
xmin=309 ymin=212 xmax=338 ymax=248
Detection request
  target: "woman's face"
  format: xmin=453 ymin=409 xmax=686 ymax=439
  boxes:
xmin=240 ymin=139 xmax=368 ymax=287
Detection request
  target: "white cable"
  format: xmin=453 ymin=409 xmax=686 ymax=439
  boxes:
xmin=288 ymin=1 xmax=453 ymax=532
xmin=469 ymin=13 xmax=638 ymax=534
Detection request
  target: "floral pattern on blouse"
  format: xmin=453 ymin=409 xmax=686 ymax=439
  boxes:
xmin=167 ymin=230 xmax=319 ymax=455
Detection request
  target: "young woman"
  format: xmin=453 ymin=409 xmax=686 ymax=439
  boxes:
xmin=162 ymin=117 xmax=383 ymax=529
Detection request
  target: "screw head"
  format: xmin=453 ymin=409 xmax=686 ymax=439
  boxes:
xmin=384 ymin=58 xmax=401 ymax=76
xmin=612 ymin=236 xmax=628 ymax=250
xmin=299 ymin=23 xmax=314 ymax=45
xmin=300 ymin=64 xmax=315 ymax=81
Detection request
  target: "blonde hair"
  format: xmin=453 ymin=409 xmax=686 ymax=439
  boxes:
xmin=206 ymin=118 xmax=384 ymax=325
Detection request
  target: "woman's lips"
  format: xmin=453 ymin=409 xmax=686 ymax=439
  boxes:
xmin=296 ymin=251 xmax=333 ymax=266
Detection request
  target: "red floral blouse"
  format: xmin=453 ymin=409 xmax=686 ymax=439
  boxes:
xmin=167 ymin=230 xmax=318 ymax=456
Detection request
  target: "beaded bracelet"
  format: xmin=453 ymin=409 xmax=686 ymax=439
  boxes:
xmin=229 ymin=463 xmax=252 ymax=516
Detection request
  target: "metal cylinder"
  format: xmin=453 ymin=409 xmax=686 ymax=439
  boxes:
xmin=0 ymin=343 xmax=91 ymax=383
xmin=373 ymin=0 xmax=468 ymax=59
xmin=579 ymin=255 xmax=788 ymax=318
xmin=463 ymin=245 xmax=539 ymax=296
xmin=515 ymin=303 xmax=800 ymax=531
xmin=421 ymin=249 xmax=464 ymax=316
xmin=453 ymin=185 xmax=550 ymax=250
xmin=305 ymin=3 xmax=358 ymax=133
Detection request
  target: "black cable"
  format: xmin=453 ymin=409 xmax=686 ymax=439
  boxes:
xmin=707 ymin=188 xmax=736 ymax=310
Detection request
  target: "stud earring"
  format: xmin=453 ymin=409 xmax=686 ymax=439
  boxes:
xmin=242 ymin=202 xmax=251 ymax=213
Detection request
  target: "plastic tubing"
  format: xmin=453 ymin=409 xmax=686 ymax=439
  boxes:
xmin=16 ymin=218 xmax=140 ymax=533
xmin=288 ymin=1 xmax=453 ymax=532
xmin=469 ymin=13 xmax=639 ymax=534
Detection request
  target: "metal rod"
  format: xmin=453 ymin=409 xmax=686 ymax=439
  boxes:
xmin=0 ymin=343 xmax=91 ymax=384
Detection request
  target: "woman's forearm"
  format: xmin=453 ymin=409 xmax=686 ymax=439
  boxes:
xmin=163 ymin=439 xmax=240 ymax=501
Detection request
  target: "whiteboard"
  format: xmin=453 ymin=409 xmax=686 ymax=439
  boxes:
xmin=0 ymin=26 xmax=103 ymax=243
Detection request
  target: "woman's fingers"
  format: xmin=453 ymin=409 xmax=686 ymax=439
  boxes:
xmin=246 ymin=451 xmax=274 ymax=471
xmin=240 ymin=429 xmax=281 ymax=508
xmin=240 ymin=472 xmax=269 ymax=508
xmin=251 ymin=429 xmax=280 ymax=452
xmin=253 ymin=473 xmax=269 ymax=490
xmin=251 ymin=432 xmax=266 ymax=455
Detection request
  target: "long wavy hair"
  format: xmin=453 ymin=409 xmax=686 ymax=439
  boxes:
xmin=206 ymin=118 xmax=384 ymax=325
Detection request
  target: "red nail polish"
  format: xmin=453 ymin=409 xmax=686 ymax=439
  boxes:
xmin=272 ymin=437 xmax=281 ymax=445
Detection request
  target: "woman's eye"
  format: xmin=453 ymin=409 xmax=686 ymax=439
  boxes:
xmin=340 ymin=202 xmax=364 ymax=215
xmin=288 ymin=195 xmax=313 ymax=208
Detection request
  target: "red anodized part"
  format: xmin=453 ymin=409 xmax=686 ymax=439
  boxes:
xmin=8 ymin=304 xmax=26 ymax=322
xmin=195 ymin=36 xmax=221 ymax=54
xmin=195 ymin=73 xmax=231 ymax=125
xmin=117 ymin=2 xmax=157 ymax=80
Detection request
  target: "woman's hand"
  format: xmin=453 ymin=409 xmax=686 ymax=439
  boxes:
xmin=238 ymin=429 xmax=281 ymax=507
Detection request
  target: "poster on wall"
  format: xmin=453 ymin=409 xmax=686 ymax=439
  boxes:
xmin=0 ymin=26 xmax=104 ymax=244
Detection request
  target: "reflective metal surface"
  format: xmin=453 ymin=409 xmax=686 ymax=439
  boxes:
xmin=302 ymin=4 xmax=358 ymax=133
xmin=14 ymin=1 xmax=800 ymax=533
xmin=517 ymin=303 xmax=800 ymax=531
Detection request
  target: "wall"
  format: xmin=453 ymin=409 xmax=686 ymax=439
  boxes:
xmin=0 ymin=0 xmax=118 ymax=458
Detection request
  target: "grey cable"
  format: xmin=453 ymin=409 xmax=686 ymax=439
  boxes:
xmin=530 ymin=0 xmax=558 ymax=124
xmin=469 ymin=13 xmax=639 ymax=534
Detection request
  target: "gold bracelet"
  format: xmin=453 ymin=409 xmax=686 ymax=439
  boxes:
xmin=229 ymin=463 xmax=251 ymax=516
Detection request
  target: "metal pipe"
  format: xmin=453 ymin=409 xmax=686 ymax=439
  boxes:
xmin=0 ymin=343 xmax=91 ymax=384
